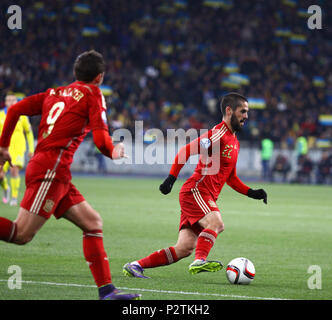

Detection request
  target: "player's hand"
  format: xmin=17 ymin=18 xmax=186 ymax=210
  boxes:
xmin=159 ymin=174 xmax=177 ymax=195
xmin=112 ymin=142 xmax=128 ymax=160
xmin=0 ymin=147 xmax=12 ymax=168
xmin=247 ymin=188 xmax=267 ymax=204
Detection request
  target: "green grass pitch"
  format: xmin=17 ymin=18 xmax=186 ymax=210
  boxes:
xmin=0 ymin=176 xmax=331 ymax=300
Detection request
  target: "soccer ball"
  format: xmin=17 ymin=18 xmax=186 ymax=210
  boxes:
xmin=226 ymin=257 xmax=255 ymax=285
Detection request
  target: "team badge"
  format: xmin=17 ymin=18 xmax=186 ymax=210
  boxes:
xmin=200 ymin=138 xmax=211 ymax=149
xmin=43 ymin=199 xmax=54 ymax=213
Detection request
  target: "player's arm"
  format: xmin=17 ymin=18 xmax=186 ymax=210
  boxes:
xmin=22 ymin=117 xmax=35 ymax=156
xmin=92 ymin=129 xmax=126 ymax=160
xmin=160 ymin=127 xmax=221 ymax=194
xmin=226 ymin=167 xmax=250 ymax=195
xmin=159 ymin=141 xmax=194 ymax=195
xmin=0 ymin=93 xmax=45 ymax=166
xmin=88 ymin=88 xmax=127 ymax=160
xmin=227 ymin=167 xmax=268 ymax=204
xmin=159 ymin=132 xmax=209 ymax=195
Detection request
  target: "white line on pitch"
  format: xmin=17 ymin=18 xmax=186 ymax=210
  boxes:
xmin=0 ymin=279 xmax=291 ymax=300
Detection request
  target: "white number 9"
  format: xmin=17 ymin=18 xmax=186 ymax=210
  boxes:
xmin=46 ymin=102 xmax=65 ymax=136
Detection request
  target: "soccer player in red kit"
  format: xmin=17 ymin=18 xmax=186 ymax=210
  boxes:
xmin=0 ymin=50 xmax=140 ymax=300
xmin=123 ymin=93 xmax=267 ymax=278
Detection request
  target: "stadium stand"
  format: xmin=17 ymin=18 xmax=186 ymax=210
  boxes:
xmin=0 ymin=0 xmax=331 ymax=182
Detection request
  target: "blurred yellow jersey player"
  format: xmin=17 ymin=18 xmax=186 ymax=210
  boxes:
xmin=0 ymin=94 xmax=34 ymax=206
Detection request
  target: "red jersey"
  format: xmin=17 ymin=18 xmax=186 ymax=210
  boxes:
xmin=0 ymin=81 xmax=109 ymax=183
xmin=170 ymin=121 xmax=249 ymax=201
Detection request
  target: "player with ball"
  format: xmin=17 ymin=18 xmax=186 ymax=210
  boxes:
xmin=123 ymin=93 xmax=267 ymax=281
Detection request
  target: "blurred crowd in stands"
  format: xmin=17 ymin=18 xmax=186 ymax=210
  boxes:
xmin=0 ymin=0 xmax=331 ymax=183
xmin=262 ymin=149 xmax=332 ymax=185
xmin=261 ymin=135 xmax=332 ymax=184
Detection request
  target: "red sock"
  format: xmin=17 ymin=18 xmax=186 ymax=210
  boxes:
xmin=0 ymin=217 xmax=17 ymax=243
xmin=83 ymin=230 xmax=111 ymax=288
xmin=138 ymin=246 xmax=178 ymax=268
xmin=195 ymin=229 xmax=218 ymax=261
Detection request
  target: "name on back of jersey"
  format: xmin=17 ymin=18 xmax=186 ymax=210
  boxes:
xmin=49 ymin=88 xmax=84 ymax=102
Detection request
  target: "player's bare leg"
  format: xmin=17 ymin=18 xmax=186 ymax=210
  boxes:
xmin=14 ymin=208 xmax=47 ymax=244
xmin=62 ymin=200 xmax=103 ymax=231
xmin=188 ymin=211 xmax=224 ymax=274
xmin=63 ymin=201 xmax=141 ymax=300
xmin=198 ymin=210 xmax=224 ymax=234
xmin=9 ymin=165 xmax=20 ymax=207
xmin=0 ymin=167 xmax=10 ymax=204
xmin=0 ymin=207 xmax=47 ymax=244
xmin=123 ymin=227 xmax=197 ymax=278
xmin=174 ymin=227 xmax=197 ymax=259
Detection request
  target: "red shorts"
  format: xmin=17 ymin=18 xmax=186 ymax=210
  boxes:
xmin=179 ymin=187 xmax=220 ymax=235
xmin=21 ymin=164 xmax=85 ymax=219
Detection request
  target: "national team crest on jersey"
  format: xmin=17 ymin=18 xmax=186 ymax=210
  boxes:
xmin=43 ymin=199 xmax=54 ymax=213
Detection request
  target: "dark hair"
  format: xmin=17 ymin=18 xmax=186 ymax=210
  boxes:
xmin=73 ymin=50 xmax=105 ymax=82
xmin=220 ymin=92 xmax=248 ymax=116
